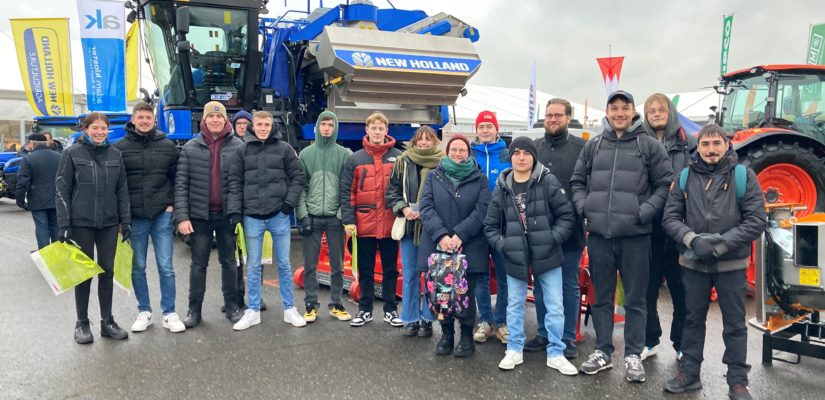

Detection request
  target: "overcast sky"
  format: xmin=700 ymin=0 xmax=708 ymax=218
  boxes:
xmin=3 ymin=0 xmax=824 ymax=108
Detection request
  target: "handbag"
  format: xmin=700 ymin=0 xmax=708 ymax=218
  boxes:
xmin=391 ymin=162 xmax=409 ymax=240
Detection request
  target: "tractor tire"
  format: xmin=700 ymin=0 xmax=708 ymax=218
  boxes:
xmin=740 ymin=141 xmax=825 ymax=216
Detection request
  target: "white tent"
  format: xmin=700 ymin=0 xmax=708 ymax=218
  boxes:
xmin=449 ymin=83 xmax=605 ymax=134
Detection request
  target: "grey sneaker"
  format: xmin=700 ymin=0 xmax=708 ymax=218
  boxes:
xmin=625 ymin=355 xmax=645 ymax=382
xmin=580 ymin=350 xmax=612 ymax=375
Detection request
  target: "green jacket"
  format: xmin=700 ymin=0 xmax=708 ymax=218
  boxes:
xmin=297 ymin=111 xmax=352 ymax=220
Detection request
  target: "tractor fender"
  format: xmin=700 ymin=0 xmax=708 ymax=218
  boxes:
xmin=732 ymin=129 xmax=825 ymax=158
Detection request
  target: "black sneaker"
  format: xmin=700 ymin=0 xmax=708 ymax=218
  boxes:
xmin=524 ymin=335 xmax=549 ymax=352
xmin=729 ymin=384 xmax=753 ymax=400
xmin=454 ymin=335 xmax=475 ymax=357
xmin=419 ymin=321 xmax=433 ymax=338
xmin=663 ymin=371 xmax=702 ymax=393
xmin=183 ymin=311 xmax=201 ymax=329
xmin=435 ymin=334 xmax=454 ymax=356
xmin=225 ymin=306 xmax=243 ymax=323
xmin=350 ymin=310 xmax=373 ymax=327
xmin=100 ymin=318 xmax=128 ymax=340
xmin=563 ymin=339 xmax=578 ymax=359
xmin=74 ymin=320 xmax=93 ymax=344
xmin=402 ymin=322 xmax=420 ymax=337
xmin=383 ymin=311 xmax=403 ymax=327
xmin=260 ymin=299 xmax=268 ymax=312
xmin=580 ymin=350 xmax=613 ymax=374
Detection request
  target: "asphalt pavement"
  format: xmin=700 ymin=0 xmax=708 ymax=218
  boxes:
xmin=0 ymin=198 xmax=823 ymax=399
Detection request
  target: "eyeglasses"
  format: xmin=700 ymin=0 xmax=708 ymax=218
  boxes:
xmin=544 ymin=113 xmax=568 ymax=120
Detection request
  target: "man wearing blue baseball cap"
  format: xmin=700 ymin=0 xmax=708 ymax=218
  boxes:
xmin=570 ymin=90 xmax=673 ymax=382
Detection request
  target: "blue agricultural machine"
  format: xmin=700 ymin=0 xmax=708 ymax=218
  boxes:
xmin=129 ymin=0 xmax=481 ymax=148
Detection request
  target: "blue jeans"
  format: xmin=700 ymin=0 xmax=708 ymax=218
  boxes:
xmin=535 ymin=248 xmax=582 ymax=341
xmin=474 ymin=248 xmax=507 ymax=325
xmin=31 ymin=209 xmax=58 ymax=249
xmin=244 ymin=213 xmax=293 ymax=311
xmin=507 ymin=268 xmax=565 ymax=356
xmin=130 ymin=211 xmax=176 ymax=314
xmin=399 ymin=237 xmax=434 ymax=323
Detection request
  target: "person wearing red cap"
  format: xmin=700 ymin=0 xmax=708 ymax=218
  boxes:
xmin=469 ymin=110 xmax=511 ymax=345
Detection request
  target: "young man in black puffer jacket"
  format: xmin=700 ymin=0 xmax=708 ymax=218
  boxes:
xmin=175 ymin=101 xmax=243 ymax=328
xmin=114 ymin=102 xmax=184 ymax=334
xmin=570 ymin=90 xmax=673 ymax=382
xmin=484 ymin=136 xmax=576 ymax=374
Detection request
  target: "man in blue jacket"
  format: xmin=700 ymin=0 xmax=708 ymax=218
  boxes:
xmin=470 ymin=110 xmax=511 ymax=344
xmin=15 ymin=133 xmax=60 ymax=249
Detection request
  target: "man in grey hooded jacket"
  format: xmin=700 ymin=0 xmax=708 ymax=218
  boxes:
xmin=640 ymin=93 xmax=692 ymax=361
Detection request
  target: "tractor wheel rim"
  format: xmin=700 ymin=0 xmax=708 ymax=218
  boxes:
xmin=757 ymin=163 xmax=817 ymax=216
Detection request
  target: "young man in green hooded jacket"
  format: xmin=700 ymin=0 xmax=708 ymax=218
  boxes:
xmin=298 ymin=111 xmax=353 ymax=322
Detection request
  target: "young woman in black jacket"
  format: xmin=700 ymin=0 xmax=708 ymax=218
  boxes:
xmin=55 ymin=113 xmax=131 ymax=344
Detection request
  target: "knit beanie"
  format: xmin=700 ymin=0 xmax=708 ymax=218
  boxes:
xmin=475 ymin=110 xmax=499 ymax=131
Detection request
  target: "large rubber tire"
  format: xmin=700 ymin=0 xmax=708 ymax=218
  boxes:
xmin=740 ymin=141 xmax=825 ymax=216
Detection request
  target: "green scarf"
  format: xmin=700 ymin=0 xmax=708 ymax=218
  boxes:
xmin=440 ymin=156 xmax=477 ymax=181
xmin=395 ymin=146 xmax=444 ymax=245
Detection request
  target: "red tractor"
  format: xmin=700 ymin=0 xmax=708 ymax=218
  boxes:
xmin=718 ymin=65 xmax=825 ymax=215
xmin=716 ymin=65 xmax=825 ymax=290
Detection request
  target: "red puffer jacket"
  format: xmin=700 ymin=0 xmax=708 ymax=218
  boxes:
xmin=339 ymin=135 xmax=401 ymax=238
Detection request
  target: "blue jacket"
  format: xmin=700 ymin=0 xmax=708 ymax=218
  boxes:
xmin=471 ymin=137 xmax=510 ymax=192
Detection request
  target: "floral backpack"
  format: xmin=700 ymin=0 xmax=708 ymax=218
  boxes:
xmin=425 ymin=250 xmax=470 ymax=320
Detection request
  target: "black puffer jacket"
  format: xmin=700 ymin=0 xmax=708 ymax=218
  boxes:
xmin=416 ymin=165 xmax=490 ymax=274
xmin=114 ymin=123 xmax=179 ymax=219
xmin=570 ymin=115 xmax=673 ymax=238
xmin=484 ymin=166 xmax=575 ymax=282
xmin=55 ymin=137 xmax=130 ymax=229
xmin=662 ymin=148 xmax=767 ymax=272
xmin=534 ymin=131 xmax=586 ymax=250
xmin=227 ymin=131 xmax=305 ymax=217
xmin=174 ymin=133 xmax=242 ymax=223
xmin=15 ymin=145 xmax=60 ymax=210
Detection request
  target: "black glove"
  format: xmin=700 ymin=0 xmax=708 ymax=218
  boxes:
xmin=57 ymin=228 xmax=71 ymax=243
xmin=229 ymin=213 xmax=243 ymax=227
xmin=279 ymin=204 xmax=293 ymax=216
xmin=299 ymin=217 xmax=312 ymax=237
xmin=691 ymin=237 xmax=717 ymax=260
xmin=120 ymin=224 xmax=131 ymax=242
xmin=16 ymin=199 xmax=28 ymax=210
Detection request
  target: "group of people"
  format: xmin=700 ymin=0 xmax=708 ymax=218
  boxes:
xmin=14 ymin=89 xmax=765 ymax=400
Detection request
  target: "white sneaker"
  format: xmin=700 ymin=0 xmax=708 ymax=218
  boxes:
xmin=233 ymin=309 xmax=261 ymax=331
xmin=131 ymin=311 xmax=152 ymax=332
xmin=284 ymin=307 xmax=307 ymax=328
xmin=498 ymin=350 xmax=523 ymax=370
xmin=547 ymin=355 xmax=579 ymax=376
xmin=162 ymin=313 xmax=186 ymax=333
xmin=641 ymin=344 xmax=660 ymax=361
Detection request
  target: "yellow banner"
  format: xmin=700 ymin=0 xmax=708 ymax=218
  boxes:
xmin=126 ymin=21 xmax=139 ymax=102
xmin=10 ymin=18 xmax=74 ymax=116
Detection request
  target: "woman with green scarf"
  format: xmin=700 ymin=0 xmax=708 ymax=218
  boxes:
xmin=386 ymin=126 xmax=444 ymax=338
xmin=417 ymin=134 xmax=491 ymax=357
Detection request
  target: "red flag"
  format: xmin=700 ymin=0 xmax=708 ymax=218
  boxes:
xmin=597 ymin=56 xmax=625 ymax=95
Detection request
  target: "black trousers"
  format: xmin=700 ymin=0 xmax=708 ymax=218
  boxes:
xmin=587 ymin=234 xmax=650 ymax=356
xmin=302 ymin=216 xmax=346 ymax=308
xmin=356 ymin=237 xmax=399 ymax=313
xmin=72 ymin=225 xmax=118 ymax=322
xmin=679 ymin=267 xmax=750 ymax=386
xmin=440 ymin=272 xmax=479 ymax=337
xmin=646 ymin=228 xmax=686 ymax=351
xmin=188 ymin=213 xmax=238 ymax=313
